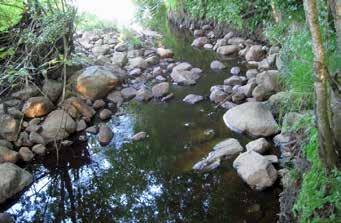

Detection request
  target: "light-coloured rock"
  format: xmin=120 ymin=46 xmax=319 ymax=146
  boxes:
xmin=22 ymin=97 xmax=54 ymax=118
xmin=107 ymin=90 xmax=124 ymax=106
xmin=228 ymin=37 xmax=245 ymax=45
xmin=126 ymin=57 xmax=147 ymax=70
xmin=193 ymin=138 xmax=243 ymax=172
xmin=76 ymin=66 xmax=120 ymax=100
xmin=0 ymin=115 xmax=20 ymax=142
xmin=121 ymin=87 xmax=137 ymax=100
xmin=216 ymin=45 xmax=239 ymax=55
xmin=246 ymin=138 xmax=271 ymax=154
xmin=191 ymin=37 xmax=209 ymax=48
xmin=210 ymin=60 xmax=226 ymax=70
xmin=152 ymin=82 xmax=170 ymax=98
xmin=32 ymin=144 xmax=46 ymax=156
xmin=76 ymin=120 xmax=87 ymax=132
xmin=210 ymin=89 xmax=227 ymax=104
xmin=97 ymin=125 xmax=113 ymax=145
xmin=239 ymin=83 xmax=257 ymax=97
xmin=92 ymin=99 xmax=106 ymax=109
xmin=230 ymin=66 xmax=241 ymax=75
xmin=223 ymin=102 xmax=279 ymax=137
xmin=183 ymin=94 xmax=204 ymax=104
xmin=29 ymin=132 xmax=45 ymax=145
xmin=156 ymin=48 xmax=173 ymax=58
xmin=40 ymin=110 xmax=76 ymax=143
xmin=245 ymin=45 xmax=266 ymax=61
xmin=233 ymin=151 xmax=277 ymax=190
xmin=0 ymin=163 xmax=33 ymax=204
xmin=131 ymin=132 xmax=147 ymax=141
xmin=0 ymin=146 xmax=18 ymax=164
xmin=171 ymin=69 xmax=200 ymax=85
xmin=19 ymin=147 xmax=34 ymax=162
xmin=264 ymin=155 xmax=279 ymax=164
xmin=224 ymin=76 xmax=243 ymax=86
xmin=111 ymin=52 xmax=128 ymax=67
xmin=135 ymin=88 xmax=153 ymax=102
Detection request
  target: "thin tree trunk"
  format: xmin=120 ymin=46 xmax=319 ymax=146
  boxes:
xmin=304 ymin=0 xmax=338 ymax=169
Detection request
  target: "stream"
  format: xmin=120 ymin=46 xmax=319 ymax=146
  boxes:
xmin=0 ymin=5 xmax=280 ymax=223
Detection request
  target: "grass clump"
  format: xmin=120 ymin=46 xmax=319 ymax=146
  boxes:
xmin=293 ymin=126 xmax=341 ymax=223
xmin=0 ymin=0 xmax=24 ymax=32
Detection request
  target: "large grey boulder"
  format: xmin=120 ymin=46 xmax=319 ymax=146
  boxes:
xmin=40 ymin=110 xmax=76 ymax=143
xmin=76 ymin=66 xmax=121 ymax=100
xmin=0 ymin=163 xmax=33 ymax=204
xmin=233 ymin=151 xmax=277 ymax=190
xmin=223 ymin=102 xmax=279 ymax=137
xmin=193 ymin=138 xmax=243 ymax=172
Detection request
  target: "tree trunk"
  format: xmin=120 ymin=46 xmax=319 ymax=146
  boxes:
xmin=304 ymin=0 xmax=338 ymax=169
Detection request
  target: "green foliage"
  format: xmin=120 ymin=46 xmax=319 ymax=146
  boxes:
xmin=119 ymin=27 xmax=142 ymax=48
xmin=76 ymin=12 xmax=117 ymax=31
xmin=0 ymin=0 xmax=24 ymax=32
xmin=293 ymin=126 xmax=341 ymax=223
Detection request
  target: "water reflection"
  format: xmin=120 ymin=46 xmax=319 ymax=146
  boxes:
xmin=1 ymin=11 xmax=279 ymax=223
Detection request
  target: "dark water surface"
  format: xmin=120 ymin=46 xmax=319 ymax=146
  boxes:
xmin=0 ymin=20 xmax=279 ymax=223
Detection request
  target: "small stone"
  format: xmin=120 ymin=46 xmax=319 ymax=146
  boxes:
xmin=183 ymin=94 xmax=204 ymax=104
xmin=230 ymin=66 xmax=241 ymax=75
xmin=224 ymin=76 xmax=243 ymax=86
xmin=152 ymin=82 xmax=170 ymax=98
xmin=86 ymin=126 xmax=98 ymax=134
xmin=29 ymin=132 xmax=46 ymax=145
xmin=131 ymin=132 xmax=147 ymax=141
xmin=97 ymin=125 xmax=113 ymax=145
xmin=19 ymin=147 xmax=34 ymax=162
xmin=161 ymin=93 xmax=174 ymax=102
xmin=92 ymin=99 xmax=106 ymax=110
xmin=246 ymin=138 xmax=271 ymax=154
xmin=32 ymin=144 xmax=46 ymax=156
xmin=121 ymin=87 xmax=137 ymax=100
xmin=99 ymin=109 xmax=113 ymax=120
xmin=210 ymin=60 xmax=226 ymax=70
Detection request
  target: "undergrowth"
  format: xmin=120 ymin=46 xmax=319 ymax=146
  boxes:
xmin=293 ymin=126 xmax=341 ymax=223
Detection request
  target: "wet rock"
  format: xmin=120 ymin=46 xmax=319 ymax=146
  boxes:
xmin=230 ymin=66 xmax=241 ymax=75
xmin=121 ymin=87 xmax=137 ymax=100
xmin=210 ymin=89 xmax=227 ymax=104
xmin=107 ymin=90 xmax=124 ymax=106
xmin=97 ymin=125 xmax=113 ymax=145
xmin=22 ymin=97 xmax=54 ymax=118
xmin=40 ymin=110 xmax=76 ymax=143
xmin=171 ymin=69 xmax=200 ymax=85
xmin=99 ymin=109 xmax=113 ymax=120
xmin=76 ymin=66 xmax=120 ymax=100
xmin=135 ymin=88 xmax=153 ymax=102
xmin=161 ymin=93 xmax=174 ymax=102
xmin=191 ymin=37 xmax=209 ymax=48
xmin=191 ymin=67 xmax=202 ymax=75
xmin=131 ymin=132 xmax=147 ymax=141
xmin=210 ymin=60 xmax=226 ymax=70
xmin=223 ymin=102 xmax=279 ymax=137
xmin=233 ymin=151 xmax=277 ymax=190
xmin=183 ymin=94 xmax=204 ymax=104
xmin=32 ymin=144 xmax=46 ymax=156
xmin=220 ymin=101 xmax=236 ymax=110
xmin=246 ymin=138 xmax=271 ymax=154
xmin=245 ymin=45 xmax=266 ymax=61
xmin=193 ymin=138 xmax=243 ymax=172
xmin=19 ymin=147 xmax=34 ymax=162
xmin=156 ymin=48 xmax=173 ymax=58
xmin=173 ymin=62 xmax=192 ymax=71
xmin=126 ymin=57 xmax=147 ymax=70
xmin=224 ymin=76 xmax=243 ymax=86
xmin=0 ymin=115 xmax=20 ymax=142
xmin=111 ymin=52 xmax=128 ymax=67
xmin=0 ymin=163 xmax=33 ymax=204
xmin=0 ymin=146 xmax=18 ymax=164
xmin=92 ymin=99 xmax=106 ymax=109
xmin=152 ymin=82 xmax=170 ymax=98
xmin=29 ymin=132 xmax=45 ymax=145
xmin=216 ymin=45 xmax=239 ymax=55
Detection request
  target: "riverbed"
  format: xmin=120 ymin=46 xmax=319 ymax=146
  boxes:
xmin=0 ymin=9 xmax=280 ymax=223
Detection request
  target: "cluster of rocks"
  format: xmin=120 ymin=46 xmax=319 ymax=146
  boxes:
xmin=193 ymin=137 xmax=278 ymax=190
xmin=0 ymin=28 xmax=207 ymax=206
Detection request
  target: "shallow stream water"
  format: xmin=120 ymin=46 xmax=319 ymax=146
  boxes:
xmin=0 ymin=11 xmax=279 ymax=223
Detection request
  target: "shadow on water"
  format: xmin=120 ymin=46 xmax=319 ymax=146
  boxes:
xmin=0 ymin=11 xmax=279 ymax=223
